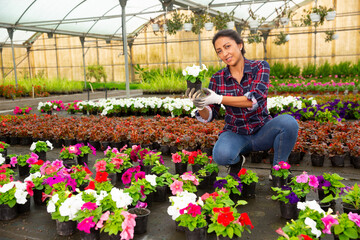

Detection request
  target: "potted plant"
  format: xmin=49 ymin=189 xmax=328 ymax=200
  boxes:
xmin=324 ymin=30 xmax=339 ymax=42
xmin=172 ymin=151 xmax=189 ymax=175
xmin=188 ymin=150 xmax=209 ymax=173
xmin=182 ymin=64 xmax=208 ymax=92
xmin=328 ymin=141 xmax=348 ymax=167
xmin=0 ymin=141 xmax=10 ymax=158
xmin=59 ymin=145 xmax=78 ymax=167
xmin=213 ymin=11 xmax=234 ymax=30
xmin=271 ymin=185 xmax=304 ymax=220
xmin=13 ymin=106 xmax=32 ymax=115
xmin=176 ymin=202 xmax=207 ymax=240
xmin=309 ymin=142 xmax=328 ymax=167
xmin=167 ymin=11 xmax=183 ymax=35
xmin=208 ymin=205 xmax=254 ymax=239
xmin=30 ymin=140 xmax=53 ymax=161
xmin=182 ymin=12 xmax=194 ymax=32
xmin=247 ymin=32 xmax=262 ymax=44
xmin=10 ymin=154 xmax=31 ymax=177
xmin=170 ymin=172 xmax=199 ymax=195
xmin=141 ymin=151 xmax=162 ymax=174
xmin=100 ymin=208 xmax=136 ymax=239
xmin=275 ymin=1 xmax=293 ymax=26
xmin=325 ymin=7 xmax=336 ymax=21
xmin=317 ymin=173 xmax=345 ymax=204
xmin=214 ymin=174 xmax=242 ymax=202
xmin=237 ymin=168 xmax=259 ymax=198
xmin=274 ymin=31 xmax=290 ymax=45
xmin=204 ymin=163 xmax=219 ymax=187
xmin=75 ymin=143 xmax=96 ymax=165
xmin=271 ymin=161 xmax=292 ymax=187
xmin=332 ymin=212 xmax=360 ymax=240
xmin=339 ymin=183 xmax=360 ymax=214
xmin=203 ymin=13 xmax=214 ymax=31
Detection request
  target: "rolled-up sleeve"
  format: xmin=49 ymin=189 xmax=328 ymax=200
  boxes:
xmin=244 ymin=61 xmax=270 ymax=111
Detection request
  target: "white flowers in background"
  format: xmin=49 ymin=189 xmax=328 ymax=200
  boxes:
xmin=145 ymin=175 xmax=157 ymax=187
xmin=46 ymin=140 xmax=53 ymax=150
xmin=14 ymin=182 xmax=28 ymax=204
xmin=0 ymin=182 xmax=15 ymax=193
xmin=24 ymin=172 xmax=42 ymax=182
xmin=297 ymin=200 xmax=325 ymax=214
xmin=110 ymin=188 xmax=132 ymax=209
xmin=96 ymin=190 xmax=108 ymax=205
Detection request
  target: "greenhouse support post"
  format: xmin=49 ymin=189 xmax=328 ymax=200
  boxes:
xmin=198 ymin=32 xmax=202 ymax=66
xmin=7 ymin=28 xmax=18 ymax=88
xmin=26 ymin=47 xmax=32 ymax=79
xmin=80 ymin=36 xmax=87 ymax=89
xmin=119 ymin=0 xmax=130 ymax=98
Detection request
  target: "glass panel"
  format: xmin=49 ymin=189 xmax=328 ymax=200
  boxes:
xmin=0 ymin=0 xmax=34 ymax=23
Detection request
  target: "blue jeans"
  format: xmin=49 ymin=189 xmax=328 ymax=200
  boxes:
xmin=212 ymin=114 xmax=299 ymax=166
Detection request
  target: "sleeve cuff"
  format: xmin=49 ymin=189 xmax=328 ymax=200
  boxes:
xmin=195 ymin=106 xmax=213 ymax=123
xmin=244 ymin=92 xmax=258 ymax=111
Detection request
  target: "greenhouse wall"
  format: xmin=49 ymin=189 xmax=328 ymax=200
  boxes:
xmin=0 ymin=0 xmax=359 ymax=83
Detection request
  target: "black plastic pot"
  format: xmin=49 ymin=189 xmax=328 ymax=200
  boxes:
xmin=209 ymin=172 xmax=218 ymax=188
xmin=191 ymin=164 xmax=204 ymax=174
xmin=77 ymin=154 xmax=88 ymax=166
xmin=184 ymin=226 xmax=207 ymax=240
xmin=16 ymin=200 xmax=31 ymax=214
xmin=351 ymin=155 xmax=360 ymax=169
xmin=62 ymin=158 xmax=76 ymax=168
xmin=241 ymin=182 xmax=256 ymax=199
xmin=63 ymin=139 xmax=76 ymax=147
xmin=330 ymin=154 xmax=346 ymax=167
xmin=175 ymin=220 xmax=186 ymax=232
xmin=288 ymin=152 xmax=301 ymax=165
xmin=35 ymin=151 xmax=47 ymax=161
xmin=342 ymin=202 xmax=360 ymax=214
xmin=100 ymin=141 xmax=111 ymax=151
xmin=128 ymin=208 xmax=151 ymax=234
xmin=56 ymin=220 xmax=76 ymax=236
xmin=202 ymin=147 xmax=213 ymax=157
xmin=169 ymin=146 xmax=178 ymax=155
xmin=154 ymin=185 xmax=167 ymax=202
xmin=0 ymin=204 xmax=18 ymax=220
xmin=198 ymin=174 xmax=211 ymax=190
xmin=311 ymin=154 xmax=325 ymax=167
xmin=80 ymin=228 xmax=100 ymax=240
xmin=20 ymin=136 xmax=32 ymax=146
xmin=272 ymin=175 xmax=287 ymax=188
xmin=88 ymin=141 xmax=100 ymax=151
xmin=0 ymin=149 xmax=7 ymax=158
xmin=251 ymin=151 xmax=263 ymax=163
xmin=143 ymin=165 xmax=154 ymax=175
xmin=187 ymin=80 xmax=202 ymax=93
xmin=52 ymin=139 xmax=64 ymax=149
xmin=145 ymin=192 xmax=154 ymax=208
xmin=33 ymin=189 xmax=46 ymax=205
xmin=217 ymin=235 xmax=240 ymax=240
xmin=18 ymin=165 xmax=30 ymax=177
xmin=279 ymin=201 xmax=298 ymax=220
xmin=175 ymin=162 xmax=188 ymax=175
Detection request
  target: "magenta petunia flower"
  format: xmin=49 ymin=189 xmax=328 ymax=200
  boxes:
xmin=321 ymin=215 xmax=339 ymax=234
xmin=134 ymin=172 xmax=145 ymax=182
xmin=81 ymin=202 xmax=98 ymax=211
xmin=308 ymin=175 xmax=319 ymax=188
xmin=272 ymin=165 xmax=281 ymax=171
xmin=121 ymin=171 xmax=132 ymax=185
xmin=77 ymin=216 xmax=96 ymax=233
xmin=10 ymin=157 xmax=17 ymax=167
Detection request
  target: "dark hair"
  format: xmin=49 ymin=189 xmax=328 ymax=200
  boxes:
xmin=212 ymin=29 xmax=246 ymax=56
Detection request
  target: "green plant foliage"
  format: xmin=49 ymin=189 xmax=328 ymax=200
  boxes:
xmin=332 ymin=61 xmax=352 ymax=77
xmin=270 ymin=62 xmax=287 ymax=79
xmin=167 ymin=11 xmax=183 ymax=35
xmin=86 ymin=64 xmax=107 ymax=83
xmin=285 ymin=63 xmax=301 ymax=77
xmin=301 ymin=63 xmax=316 ymax=77
xmin=247 ymin=33 xmax=262 ymax=44
xmin=316 ymin=61 xmax=332 ymax=77
xmin=213 ymin=11 xmax=234 ymax=30
xmin=324 ymin=30 xmax=335 ymax=42
xmin=273 ymin=32 xmax=289 ymax=45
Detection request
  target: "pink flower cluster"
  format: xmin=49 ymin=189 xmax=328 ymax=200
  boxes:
xmin=13 ymin=106 xmax=32 ymax=115
xmin=272 ymin=161 xmax=291 ymax=171
xmin=295 ymin=171 xmax=319 ymax=188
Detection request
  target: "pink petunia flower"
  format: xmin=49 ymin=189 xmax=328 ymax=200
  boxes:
xmin=272 ymin=165 xmax=281 ymax=171
xmin=171 ymin=153 xmax=182 ymax=163
xmin=121 ymin=171 xmax=132 ymax=185
xmin=134 ymin=172 xmax=145 ymax=182
xmin=321 ymin=215 xmax=339 ymax=234
xmin=10 ymin=157 xmax=17 ymax=167
xmin=296 ymin=172 xmax=309 ymax=183
xmin=94 ymin=160 xmax=107 ymax=172
xmin=120 ymin=211 xmax=136 ymax=240
xmin=95 ymin=211 xmax=110 ymax=230
xmin=170 ymin=180 xmax=183 ymax=195
xmin=349 ymin=212 xmax=360 ymax=227
xmin=77 ymin=216 xmax=96 ymax=233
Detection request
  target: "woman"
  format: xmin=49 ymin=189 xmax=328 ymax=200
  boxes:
xmin=187 ymin=29 xmax=299 ymax=177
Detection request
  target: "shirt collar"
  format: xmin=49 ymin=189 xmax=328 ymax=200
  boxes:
xmin=224 ymin=57 xmax=252 ymax=81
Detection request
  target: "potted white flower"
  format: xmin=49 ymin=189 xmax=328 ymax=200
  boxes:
xmin=182 ymin=64 xmax=208 ymax=92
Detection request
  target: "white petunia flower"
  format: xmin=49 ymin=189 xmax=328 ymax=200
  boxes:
xmin=305 ymin=217 xmax=321 ymax=238
xmin=46 ymin=140 xmax=53 ymax=150
xmin=145 ymin=175 xmax=157 ymax=187
xmin=30 ymin=142 xmax=36 ymax=151
xmin=110 ymin=188 xmax=132 ymax=208
xmin=15 ymin=189 xmax=28 ymax=204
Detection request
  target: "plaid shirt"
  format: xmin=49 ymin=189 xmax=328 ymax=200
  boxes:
xmin=196 ymin=58 xmax=272 ymax=135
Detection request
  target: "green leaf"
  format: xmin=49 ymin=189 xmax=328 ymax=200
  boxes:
xmin=344 ymin=228 xmax=358 ymax=239
xmin=227 ymin=227 xmax=234 ymax=238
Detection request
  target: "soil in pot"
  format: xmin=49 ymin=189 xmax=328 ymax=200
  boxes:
xmin=187 ymin=80 xmax=202 ymax=93
xmin=128 ymin=208 xmax=151 ymax=234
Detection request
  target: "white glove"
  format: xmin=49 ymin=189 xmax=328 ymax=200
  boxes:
xmin=185 ymin=88 xmax=206 ymax=110
xmin=202 ymin=88 xmax=223 ymax=105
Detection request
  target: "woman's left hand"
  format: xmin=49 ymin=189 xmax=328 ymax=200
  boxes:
xmin=202 ymin=88 xmax=223 ymax=105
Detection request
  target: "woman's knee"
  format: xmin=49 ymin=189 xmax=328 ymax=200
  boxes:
xmin=212 ymin=146 xmax=236 ymax=166
xmin=278 ymin=114 xmax=299 ymax=134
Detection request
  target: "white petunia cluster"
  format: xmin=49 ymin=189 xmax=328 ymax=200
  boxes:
xmin=110 ymin=188 xmax=133 ymax=209
xmin=167 ymin=191 xmax=197 ymax=220
xmin=59 ymin=194 xmax=84 ymax=220
xmin=145 ymin=175 xmax=157 ymax=187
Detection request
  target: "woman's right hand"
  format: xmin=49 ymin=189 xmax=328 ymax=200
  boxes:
xmin=185 ymin=88 xmax=206 ymax=110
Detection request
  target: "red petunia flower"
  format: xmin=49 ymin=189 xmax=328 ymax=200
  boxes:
xmin=238 ymin=213 xmax=254 ymax=229
xmin=188 ymin=156 xmax=195 ymax=164
xmin=217 ymin=211 xmax=234 ymax=227
xmin=95 ymin=172 xmax=108 ymax=183
xmin=238 ymin=168 xmax=247 ymax=176
xmin=300 ymin=235 xmax=313 ymax=240
xmin=85 ymin=181 xmax=95 ymax=190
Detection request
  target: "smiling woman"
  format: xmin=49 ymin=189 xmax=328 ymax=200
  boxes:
xmin=185 ymin=29 xmax=299 ymax=178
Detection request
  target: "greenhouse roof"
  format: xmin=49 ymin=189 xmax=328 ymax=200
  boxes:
xmin=0 ymin=0 xmax=310 ymax=46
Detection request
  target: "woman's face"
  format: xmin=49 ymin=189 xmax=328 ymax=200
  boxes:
xmin=214 ymin=36 xmax=243 ymax=66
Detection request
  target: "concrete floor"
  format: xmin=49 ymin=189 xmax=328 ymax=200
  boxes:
xmin=1 ymin=144 xmax=359 ymax=240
